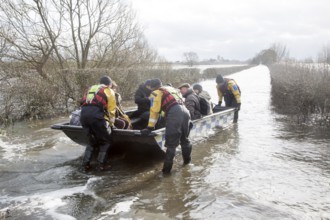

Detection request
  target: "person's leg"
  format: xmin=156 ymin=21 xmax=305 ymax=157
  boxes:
xmin=80 ymin=108 xmax=94 ymax=171
xmin=97 ymin=142 xmax=111 ymax=171
xmin=81 ymin=145 xmax=94 ymax=171
xmin=232 ymin=99 xmax=239 ymax=123
xmin=140 ymin=111 xmax=150 ymax=121
xmin=180 ymin=106 xmax=192 ymax=165
xmin=138 ymin=111 xmax=150 ymax=128
xmin=92 ymin=119 xmax=112 ymax=171
xmin=163 ymin=105 xmax=183 ymax=173
xmin=162 ymin=147 xmax=176 ymax=174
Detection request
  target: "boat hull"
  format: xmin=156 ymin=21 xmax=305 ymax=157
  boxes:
xmin=51 ymin=107 xmax=235 ymax=153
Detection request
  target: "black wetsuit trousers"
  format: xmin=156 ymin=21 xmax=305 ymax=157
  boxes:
xmin=225 ymin=95 xmax=239 ymax=122
xmin=163 ymin=104 xmax=192 ymax=172
xmin=80 ymin=106 xmax=112 ymax=165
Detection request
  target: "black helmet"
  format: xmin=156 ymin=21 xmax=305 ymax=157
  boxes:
xmin=216 ymin=75 xmax=224 ymax=84
xmin=100 ymin=76 xmax=112 ymax=86
xmin=149 ymin=78 xmax=162 ymax=88
xmin=193 ymin=84 xmax=203 ymax=92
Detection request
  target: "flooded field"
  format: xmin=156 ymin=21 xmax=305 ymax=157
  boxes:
xmin=0 ymin=65 xmax=329 ymax=219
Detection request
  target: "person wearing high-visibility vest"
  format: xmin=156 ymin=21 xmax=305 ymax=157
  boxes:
xmin=216 ymin=75 xmax=241 ymax=123
xmin=80 ymin=76 xmax=117 ymax=172
xmin=141 ymin=79 xmax=192 ymax=174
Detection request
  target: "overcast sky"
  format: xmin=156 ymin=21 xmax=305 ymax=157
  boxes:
xmin=131 ymin=0 xmax=330 ymax=62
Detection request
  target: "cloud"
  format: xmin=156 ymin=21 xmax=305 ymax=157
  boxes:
xmin=131 ymin=0 xmax=330 ymax=61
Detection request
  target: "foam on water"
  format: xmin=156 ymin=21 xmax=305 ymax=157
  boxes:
xmin=0 ymin=177 xmax=102 ymax=220
xmin=98 ymin=197 xmax=138 ymax=219
xmin=0 ymin=138 xmax=28 ymax=161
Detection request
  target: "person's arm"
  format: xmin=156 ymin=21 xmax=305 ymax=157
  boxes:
xmin=104 ymin=87 xmax=117 ymax=126
xmin=185 ymin=98 xmax=195 ymax=119
xmin=228 ymin=81 xmax=241 ymax=104
xmin=147 ymin=90 xmax=162 ymax=128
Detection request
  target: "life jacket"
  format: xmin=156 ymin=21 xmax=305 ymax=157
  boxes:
xmin=81 ymin=84 xmax=108 ymax=110
xmin=158 ymin=86 xmax=183 ymax=113
xmin=219 ymin=78 xmax=241 ymax=96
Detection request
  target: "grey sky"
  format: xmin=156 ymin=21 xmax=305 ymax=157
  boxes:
xmin=131 ymin=0 xmax=330 ymax=61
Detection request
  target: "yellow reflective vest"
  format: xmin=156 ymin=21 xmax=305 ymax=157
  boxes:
xmin=217 ymin=79 xmax=241 ymax=104
xmin=147 ymin=86 xmax=183 ymax=128
xmin=82 ymin=84 xmax=117 ymax=126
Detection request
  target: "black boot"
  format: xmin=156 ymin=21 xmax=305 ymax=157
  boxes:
xmin=162 ymin=147 xmax=176 ymax=174
xmin=80 ymin=146 xmax=93 ymax=172
xmin=162 ymin=162 xmax=173 ymax=174
xmin=97 ymin=151 xmax=111 ymax=171
xmin=233 ymin=110 xmax=239 ymax=123
xmin=182 ymin=144 xmax=192 ymax=165
xmin=97 ymin=163 xmax=112 ymax=171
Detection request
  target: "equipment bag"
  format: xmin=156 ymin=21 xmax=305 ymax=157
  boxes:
xmin=70 ymin=109 xmax=81 ymax=126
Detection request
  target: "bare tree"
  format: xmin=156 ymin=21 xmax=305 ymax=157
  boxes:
xmin=270 ymin=42 xmax=289 ymax=62
xmin=0 ymin=0 xmax=157 ymax=72
xmin=0 ymin=26 xmax=10 ymax=63
xmin=0 ymin=0 xmax=64 ymax=78
xmin=183 ymin=51 xmax=199 ymax=67
xmin=318 ymin=44 xmax=330 ymax=64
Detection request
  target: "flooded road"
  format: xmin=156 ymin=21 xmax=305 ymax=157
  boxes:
xmin=1 ymin=65 xmax=330 ymax=219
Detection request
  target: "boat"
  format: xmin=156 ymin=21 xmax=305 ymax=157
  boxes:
xmin=51 ymin=106 xmax=236 ymax=154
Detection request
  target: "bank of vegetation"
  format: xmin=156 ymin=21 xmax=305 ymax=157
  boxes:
xmin=0 ymin=62 xmax=253 ymax=125
xmin=202 ymin=65 xmax=253 ymax=79
xmin=251 ymin=43 xmax=330 ymax=128
xmin=269 ymin=63 xmax=330 ymax=127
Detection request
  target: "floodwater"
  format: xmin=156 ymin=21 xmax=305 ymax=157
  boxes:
xmin=1 ymin=65 xmax=330 ymax=219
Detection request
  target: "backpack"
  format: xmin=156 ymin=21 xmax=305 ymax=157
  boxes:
xmin=199 ymin=97 xmax=211 ymax=116
xmin=70 ymin=109 xmax=81 ymax=126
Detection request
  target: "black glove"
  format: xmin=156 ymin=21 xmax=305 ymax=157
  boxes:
xmin=141 ymin=127 xmax=154 ymax=136
xmin=218 ymin=101 xmax=222 ymax=106
xmin=236 ymin=103 xmax=241 ymax=111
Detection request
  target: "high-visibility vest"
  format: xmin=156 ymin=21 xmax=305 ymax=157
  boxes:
xmin=219 ymin=79 xmax=241 ymax=96
xmin=158 ymin=86 xmax=183 ymax=113
xmin=81 ymin=84 xmax=108 ymax=109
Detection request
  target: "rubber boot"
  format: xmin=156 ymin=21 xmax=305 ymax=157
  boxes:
xmin=97 ymin=151 xmax=111 ymax=171
xmin=234 ymin=110 xmax=239 ymax=123
xmin=182 ymin=144 xmax=192 ymax=165
xmin=162 ymin=147 xmax=176 ymax=174
xmin=80 ymin=146 xmax=93 ymax=172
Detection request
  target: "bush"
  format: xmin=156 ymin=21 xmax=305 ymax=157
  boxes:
xmin=270 ymin=63 xmax=330 ymax=127
xmin=0 ymin=64 xmax=253 ymax=124
xmin=0 ymin=66 xmax=201 ymax=124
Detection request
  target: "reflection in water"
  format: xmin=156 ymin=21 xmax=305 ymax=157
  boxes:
xmin=0 ymin=65 xmax=330 ymax=219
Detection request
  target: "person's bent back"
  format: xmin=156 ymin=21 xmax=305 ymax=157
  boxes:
xmin=178 ymin=83 xmax=202 ymax=120
xmin=80 ymin=76 xmax=116 ymax=172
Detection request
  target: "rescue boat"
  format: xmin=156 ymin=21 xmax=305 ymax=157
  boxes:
xmin=51 ymin=107 xmax=235 ymax=154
